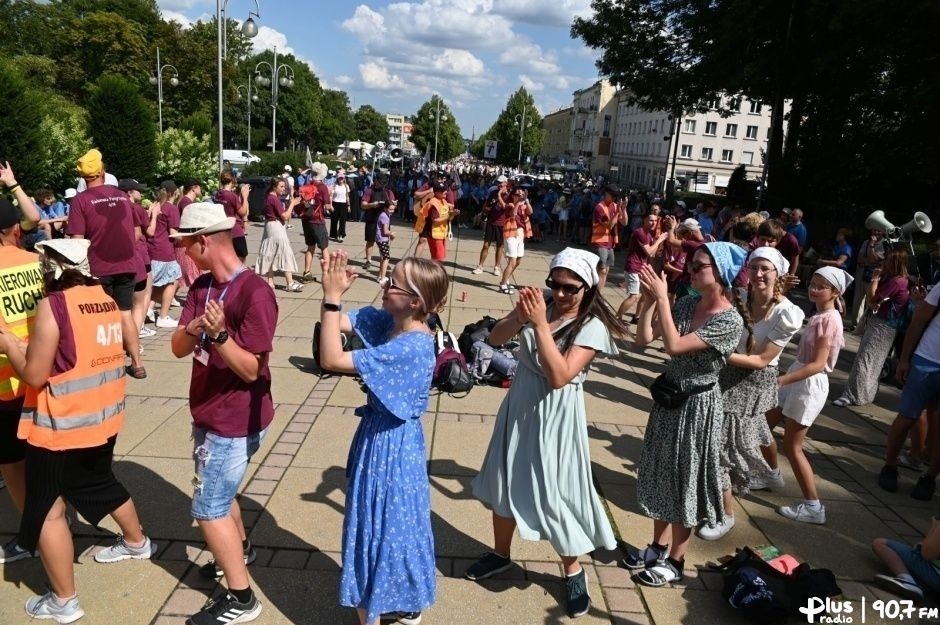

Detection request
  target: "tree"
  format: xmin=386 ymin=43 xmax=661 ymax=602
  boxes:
xmin=87 ymin=75 xmax=157 ymax=181
xmin=243 ymin=49 xmax=322 ymax=152
xmin=353 ymin=104 xmax=389 ymax=145
xmin=0 ymin=61 xmax=46 ymax=189
xmin=410 ymin=96 xmax=463 ymax=162
xmin=315 ymin=89 xmax=354 ymax=154
xmin=475 ymin=87 xmax=543 ymax=167
xmin=154 ymin=128 xmax=216 ymax=190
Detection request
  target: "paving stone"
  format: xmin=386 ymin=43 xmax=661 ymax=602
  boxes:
xmin=605 ymin=587 xmax=646 ymax=613
xmin=525 ymin=560 xmax=562 ymax=580
xmin=278 ymin=431 xmax=308 ymax=444
xmin=269 ymin=549 xmax=310 ymax=569
xmin=610 ymin=612 xmax=651 ymax=625
xmin=596 ymin=564 xmax=636 ymax=588
xmin=263 ymin=453 xmax=294 ymax=467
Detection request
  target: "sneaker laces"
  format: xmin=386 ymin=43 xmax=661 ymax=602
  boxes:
xmin=566 ymin=571 xmax=587 ymax=601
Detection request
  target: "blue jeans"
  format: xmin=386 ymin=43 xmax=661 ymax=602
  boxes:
xmin=885 ymin=540 xmax=940 ymax=591
xmin=899 ymin=355 xmax=940 ymax=419
xmin=190 ymin=427 xmax=266 ymax=521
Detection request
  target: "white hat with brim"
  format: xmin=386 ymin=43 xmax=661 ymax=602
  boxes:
xmin=34 ymin=238 xmax=90 ymax=264
xmin=681 ymin=218 xmax=701 ymax=230
xmin=169 ymin=202 xmax=236 ymax=238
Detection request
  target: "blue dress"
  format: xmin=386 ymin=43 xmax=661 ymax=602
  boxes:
xmin=340 ymin=307 xmax=436 ymax=621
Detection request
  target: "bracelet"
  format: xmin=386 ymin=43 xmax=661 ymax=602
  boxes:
xmin=7 ymin=184 xmax=20 ymax=192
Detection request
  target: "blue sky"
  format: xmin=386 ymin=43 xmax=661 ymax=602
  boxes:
xmin=156 ymin=0 xmax=603 ymax=139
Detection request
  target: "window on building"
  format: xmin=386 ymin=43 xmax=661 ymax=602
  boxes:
xmin=705 ymin=97 xmax=721 ymax=110
xmin=728 ymin=97 xmax=742 ymax=112
xmin=742 ymin=151 xmax=754 ymax=165
xmin=652 ymin=120 xmax=658 ymax=133
xmin=749 ymin=101 xmax=763 ymax=114
xmin=721 ymin=149 xmax=733 ymax=162
xmin=745 ymin=125 xmax=758 ymax=140
xmin=683 ymin=119 xmax=696 ymax=133
xmin=603 ymin=114 xmax=611 ymax=137
xmin=680 ymin=144 xmax=693 ymax=158
xmin=704 ymin=121 xmax=717 ymax=136
xmin=725 ymin=123 xmax=737 ymax=138
xmin=701 ymin=147 xmax=713 ymax=160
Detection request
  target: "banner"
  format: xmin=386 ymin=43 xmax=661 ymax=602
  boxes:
xmin=484 ymin=140 xmax=498 ymax=160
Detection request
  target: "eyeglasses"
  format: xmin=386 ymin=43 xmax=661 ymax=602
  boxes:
xmin=747 ymin=265 xmax=777 ymax=276
xmin=384 ymin=277 xmax=418 ymax=297
xmin=689 ymin=261 xmax=714 ymax=274
xmin=545 ymin=278 xmax=585 ymax=295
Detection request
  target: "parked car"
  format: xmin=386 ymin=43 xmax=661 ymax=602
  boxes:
xmin=222 ymin=149 xmax=262 ymax=168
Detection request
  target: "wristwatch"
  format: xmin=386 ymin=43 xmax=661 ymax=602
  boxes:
xmin=323 ymin=302 xmax=343 ymax=312
xmin=209 ymin=330 xmax=229 ymax=344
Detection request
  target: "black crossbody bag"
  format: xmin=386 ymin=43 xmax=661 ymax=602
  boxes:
xmin=649 ymin=374 xmax=715 ymax=410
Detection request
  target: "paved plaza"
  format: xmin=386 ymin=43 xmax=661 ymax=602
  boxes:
xmin=0 ymin=221 xmax=933 ymax=625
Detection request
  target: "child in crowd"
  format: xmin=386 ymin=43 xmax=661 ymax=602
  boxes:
xmin=318 ymin=250 xmax=448 ymax=625
xmin=375 ymin=201 xmax=395 ymax=287
xmin=763 ymin=266 xmax=851 ymax=525
xmin=872 ymin=517 xmax=940 ymax=600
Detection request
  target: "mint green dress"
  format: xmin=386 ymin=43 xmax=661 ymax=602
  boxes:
xmin=472 ymin=314 xmax=618 ymax=556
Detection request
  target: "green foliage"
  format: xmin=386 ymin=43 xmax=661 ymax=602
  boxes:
xmin=410 ymin=96 xmax=463 ymax=162
xmin=353 ymin=104 xmax=389 ymax=145
xmin=36 ymin=95 xmax=93 ymax=191
xmin=87 ymin=74 xmax=158 ymax=181
xmin=314 ymin=90 xmax=354 ymax=154
xmin=475 ymin=87 xmax=543 ymax=167
xmin=242 ymin=151 xmax=307 ymax=177
xmin=0 ymin=61 xmax=46 ymax=190
xmin=243 ymin=49 xmax=322 ymax=152
xmin=154 ymin=128 xmax=216 ymax=191
xmin=725 ymin=165 xmax=758 ymax=210
xmin=180 ymin=112 xmax=213 ymax=139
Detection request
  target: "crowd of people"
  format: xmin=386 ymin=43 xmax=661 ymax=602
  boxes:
xmin=0 ymin=149 xmax=938 ymax=625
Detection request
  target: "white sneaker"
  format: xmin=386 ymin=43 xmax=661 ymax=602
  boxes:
xmin=138 ymin=326 xmax=156 ymax=338
xmin=155 ymin=316 xmax=177 ymax=329
xmin=492 ymin=266 xmax=501 ymax=276
xmin=749 ymin=470 xmax=785 ymax=490
xmin=145 ymin=309 xmax=156 ymax=324
xmin=170 ymin=299 xmax=181 ymax=308
xmin=831 ymin=396 xmax=851 ymax=407
xmin=696 ymin=516 xmax=736 ymax=541
xmin=777 ymin=502 xmax=826 ymax=524
xmin=472 ymin=266 xmax=484 ymax=275
xmin=898 ymin=450 xmax=925 ymax=472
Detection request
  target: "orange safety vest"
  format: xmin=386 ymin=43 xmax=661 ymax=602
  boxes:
xmin=591 ymin=200 xmax=620 ymax=247
xmin=416 ymin=197 xmax=450 ymax=240
xmin=0 ymin=246 xmax=44 ymax=401
xmin=19 ymin=285 xmax=126 ymax=451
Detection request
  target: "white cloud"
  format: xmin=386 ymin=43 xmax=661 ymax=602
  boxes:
xmin=492 ymin=0 xmax=593 ymax=27
xmin=250 ymin=26 xmax=320 ymax=77
xmin=334 ymin=75 xmax=355 ymax=87
xmin=342 ymin=5 xmax=385 ymax=38
xmin=359 ymin=62 xmax=401 ymax=91
xmin=156 ymin=0 xmax=205 ymax=11
xmin=519 ymin=74 xmax=545 ymax=92
xmin=160 ymin=10 xmax=192 ymax=28
xmin=499 ymin=40 xmax=560 ymax=75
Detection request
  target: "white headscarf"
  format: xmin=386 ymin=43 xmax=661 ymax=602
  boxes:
xmin=814 ymin=266 xmax=853 ymax=294
xmin=748 ymin=246 xmax=790 ymax=276
xmin=35 ymin=239 xmax=92 ymax=279
xmin=549 ymin=247 xmax=600 ymax=287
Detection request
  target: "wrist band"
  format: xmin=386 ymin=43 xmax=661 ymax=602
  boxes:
xmin=8 ymin=184 xmax=20 ymax=192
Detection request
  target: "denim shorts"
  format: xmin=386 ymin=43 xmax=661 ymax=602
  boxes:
xmin=191 ymin=427 xmax=266 ymax=521
xmin=898 ymin=354 xmax=940 ymax=419
xmin=884 ymin=540 xmax=940 ymax=592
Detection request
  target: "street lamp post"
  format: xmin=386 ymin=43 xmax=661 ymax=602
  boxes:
xmin=429 ymin=97 xmax=447 ymax=165
xmin=514 ymin=106 xmax=530 ymax=169
xmin=217 ymin=0 xmax=260 ymax=171
xmin=255 ymin=47 xmax=294 ymax=153
xmin=235 ymin=73 xmax=257 ymax=152
xmin=149 ymin=47 xmax=179 ymax=134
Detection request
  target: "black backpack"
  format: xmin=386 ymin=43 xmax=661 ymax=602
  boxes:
xmin=433 ymin=331 xmax=473 ymax=395
xmin=457 ymin=315 xmax=499 ymax=360
xmin=310 ymin=321 xmax=364 ymax=376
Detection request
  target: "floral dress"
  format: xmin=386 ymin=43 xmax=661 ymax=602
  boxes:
xmin=472 ymin=313 xmax=619 ymax=556
xmin=636 ymin=296 xmax=743 ymax=528
xmin=340 ymin=307 xmax=436 ymax=622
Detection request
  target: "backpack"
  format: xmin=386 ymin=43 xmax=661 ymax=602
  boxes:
xmin=298 ymin=182 xmax=324 ymax=220
xmin=457 ymin=316 xmax=499 ymax=359
xmin=718 ymin=547 xmax=841 ymax=625
xmin=310 ymin=321 xmax=364 ymax=376
xmin=433 ymin=330 xmax=473 ymax=395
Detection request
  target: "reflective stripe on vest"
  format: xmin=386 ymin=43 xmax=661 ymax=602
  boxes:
xmin=0 ymin=248 xmax=44 ymax=401
xmin=21 ymin=397 xmax=125 ymax=431
xmin=47 ymin=365 xmax=125 ymax=398
xmin=592 ymin=201 xmax=618 ymax=246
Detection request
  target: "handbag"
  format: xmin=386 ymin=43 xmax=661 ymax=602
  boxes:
xmin=649 ymin=374 xmax=715 ymax=410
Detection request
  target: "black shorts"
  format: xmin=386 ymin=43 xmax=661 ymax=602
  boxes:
xmin=19 ymin=435 xmax=130 ymax=552
xmin=377 ymin=240 xmax=391 ymax=260
xmin=134 ymin=279 xmax=147 ymax=292
xmin=98 ymin=273 xmax=135 ymax=311
xmin=302 ymin=221 xmax=329 ymax=250
xmin=364 ymin=220 xmax=379 ymax=244
xmin=0 ymin=398 xmax=26 ymax=464
xmin=232 ymin=235 xmax=248 ymax=259
xmin=484 ymin=223 xmax=504 ymax=244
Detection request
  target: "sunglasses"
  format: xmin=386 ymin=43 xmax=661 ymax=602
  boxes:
xmin=689 ymin=261 xmax=714 ymax=274
xmin=385 ymin=277 xmax=418 ymax=297
xmin=545 ymin=278 xmax=585 ymax=295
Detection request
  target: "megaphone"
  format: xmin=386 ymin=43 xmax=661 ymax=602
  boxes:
xmin=864 ymin=210 xmax=896 ymax=234
xmin=899 ymin=211 xmax=933 ymax=236
xmin=389 ymin=148 xmax=403 ymax=162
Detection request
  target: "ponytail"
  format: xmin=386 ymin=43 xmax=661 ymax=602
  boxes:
xmin=733 ymin=286 xmax=755 ymax=353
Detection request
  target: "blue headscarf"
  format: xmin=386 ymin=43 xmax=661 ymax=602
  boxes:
xmin=703 ymin=242 xmax=747 ymax=288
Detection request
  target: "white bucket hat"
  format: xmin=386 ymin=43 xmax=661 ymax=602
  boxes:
xmin=169 ymin=202 xmax=235 ymax=238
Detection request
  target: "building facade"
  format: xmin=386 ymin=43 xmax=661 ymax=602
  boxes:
xmin=567 ymin=80 xmax=618 ymax=175
xmin=385 ymin=113 xmax=411 ymax=150
xmin=539 ymin=107 xmax=573 ymax=165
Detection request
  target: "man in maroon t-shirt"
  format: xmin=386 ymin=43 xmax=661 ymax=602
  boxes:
xmin=471 ymin=175 xmax=510 ymax=276
xmin=169 ymin=201 xmax=277 ymax=624
xmin=300 ymin=163 xmax=333 ymax=282
xmin=756 ymin=219 xmax=800 ymax=277
xmin=618 ymin=212 xmax=666 ymax=320
xmin=69 ymin=149 xmax=146 ymax=377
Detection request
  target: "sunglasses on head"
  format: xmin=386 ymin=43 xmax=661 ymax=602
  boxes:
xmin=545 ymin=278 xmax=585 ymax=295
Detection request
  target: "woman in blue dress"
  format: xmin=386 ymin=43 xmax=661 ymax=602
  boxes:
xmin=318 ymin=249 xmax=449 ymax=625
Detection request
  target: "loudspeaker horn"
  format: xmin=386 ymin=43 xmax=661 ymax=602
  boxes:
xmin=864 ymin=210 xmax=896 ymax=233
xmin=899 ymin=211 xmax=933 ymax=236
xmin=388 ymin=148 xmax=403 ymax=162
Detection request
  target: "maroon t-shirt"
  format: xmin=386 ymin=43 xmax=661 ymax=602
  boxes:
xmin=48 ymin=292 xmax=77 ymax=375
xmin=147 ymin=202 xmax=180 ymax=262
xmin=776 ymin=232 xmax=801 ymax=265
xmin=301 ymin=182 xmax=332 ymax=225
xmin=69 ymin=185 xmax=144 ymax=276
xmin=874 ymin=275 xmax=911 ymax=321
xmin=215 ymin=189 xmax=246 ymax=238
xmin=132 ymin=204 xmax=150 ymax=282
xmin=626 ymin=228 xmax=654 ymax=273
xmin=178 ymin=270 xmax=278 ymax=437
xmin=263 ymin=194 xmax=284 ymax=222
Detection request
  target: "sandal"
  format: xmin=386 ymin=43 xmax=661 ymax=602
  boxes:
xmin=287 ymin=282 xmax=304 ymax=292
xmin=125 ymin=365 xmax=147 ymax=379
xmin=632 ymin=559 xmax=683 ymax=587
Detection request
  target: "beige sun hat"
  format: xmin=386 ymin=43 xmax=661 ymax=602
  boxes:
xmin=169 ymin=202 xmax=235 ymax=238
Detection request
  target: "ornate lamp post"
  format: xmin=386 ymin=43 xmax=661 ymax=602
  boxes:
xmin=217 ymin=0 xmax=260 ymax=170
xmin=254 ymin=47 xmax=294 ymax=153
xmin=515 ymin=105 xmax=531 ymax=169
xmin=235 ymin=74 xmax=257 ymax=152
xmin=429 ymin=97 xmax=447 ymax=165
xmin=149 ymin=47 xmax=179 ymax=134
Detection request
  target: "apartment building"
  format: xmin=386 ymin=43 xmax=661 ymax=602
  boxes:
xmin=539 ymin=107 xmax=573 ymax=164
xmin=385 ymin=113 xmax=411 ymax=150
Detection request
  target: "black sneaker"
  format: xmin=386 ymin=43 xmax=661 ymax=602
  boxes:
xmin=198 ymin=542 xmax=258 ymax=580
xmin=878 ymin=465 xmax=899 ymax=493
xmin=566 ymin=568 xmax=591 ymax=618
xmin=633 ymin=558 xmax=684 ymax=587
xmin=187 ymin=592 xmax=261 ymax=625
xmin=911 ymin=475 xmax=936 ymax=501
xmin=464 ymin=552 xmax=513 ymax=580
xmin=622 ymin=543 xmax=667 ymax=570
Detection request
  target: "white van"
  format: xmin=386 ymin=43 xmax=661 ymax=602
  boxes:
xmin=222 ymin=149 xmax=262 ymax=167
